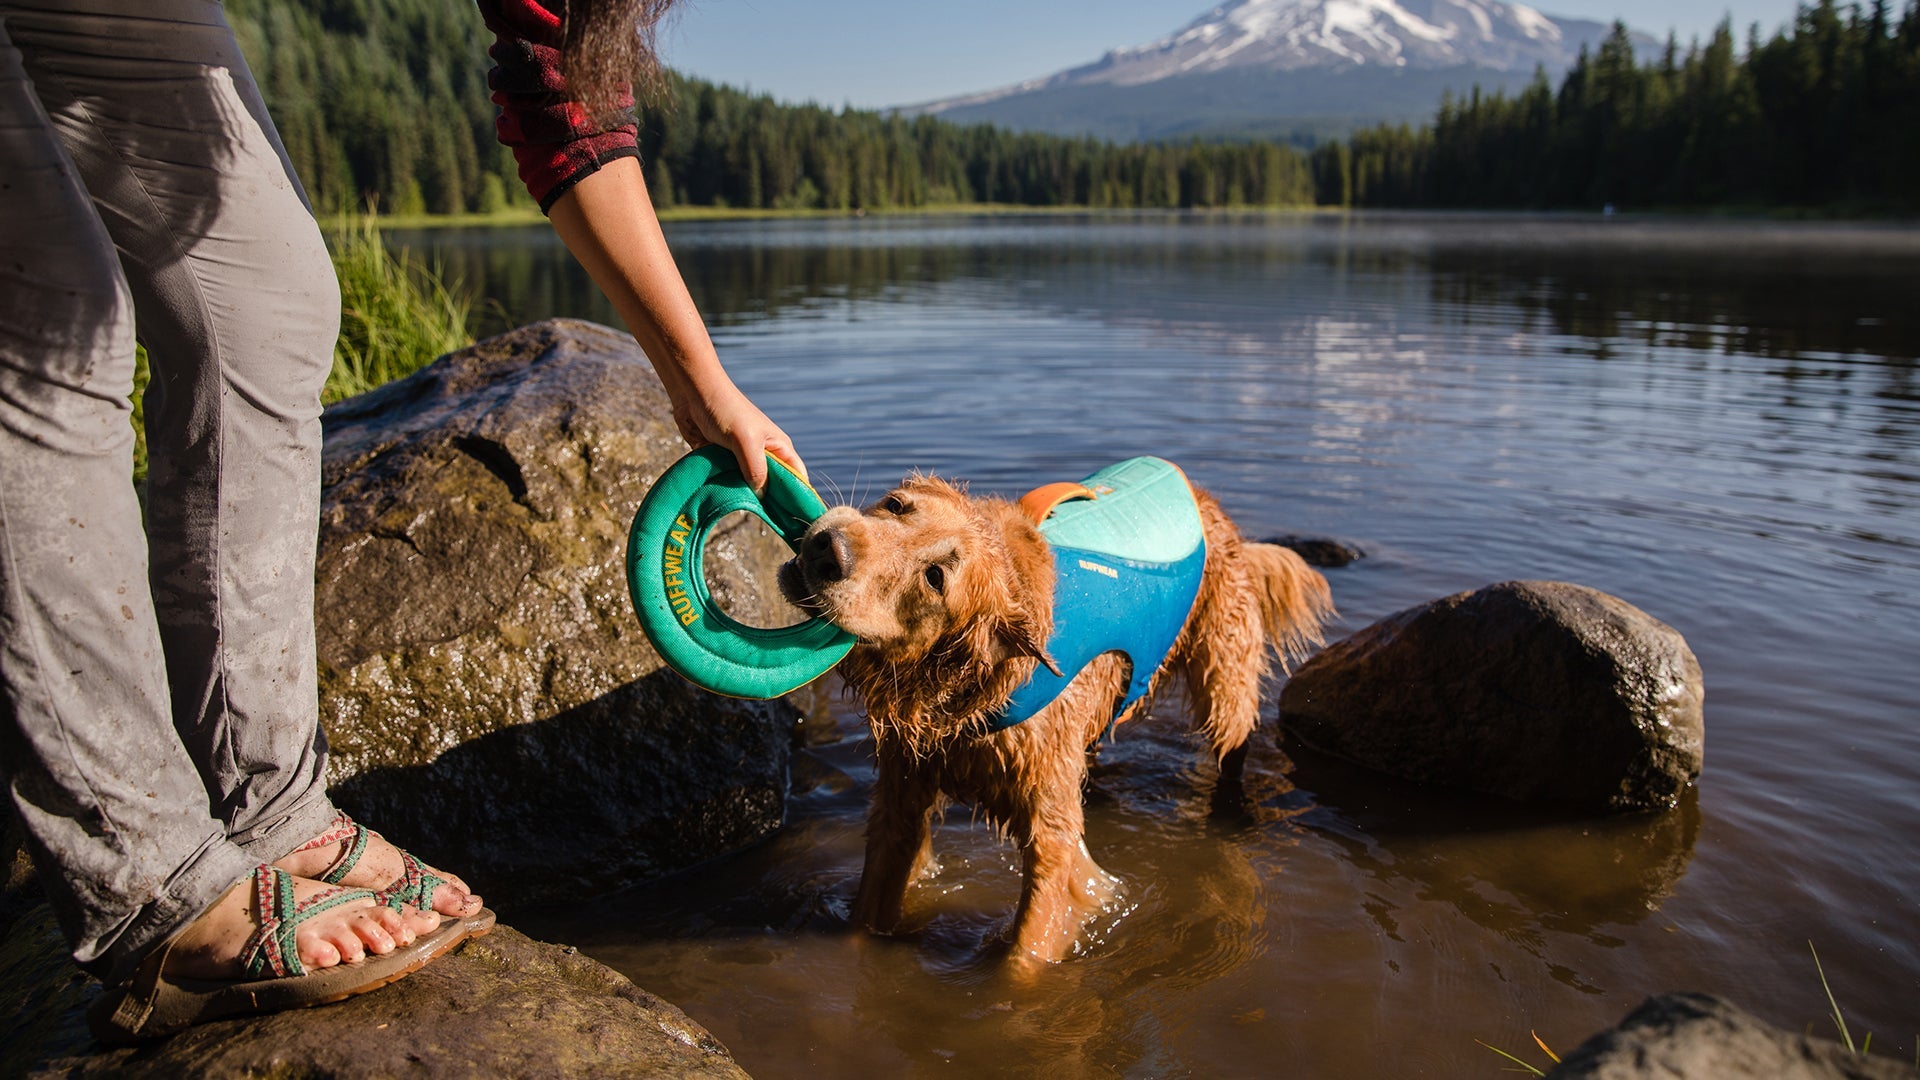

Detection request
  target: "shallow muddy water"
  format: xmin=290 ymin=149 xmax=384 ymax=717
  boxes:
xmin=396 ymin=212 xmax=1920 ymax=1078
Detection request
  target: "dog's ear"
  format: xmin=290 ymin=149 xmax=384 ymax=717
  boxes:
xmin=995 ymin=616 xmax=1063 ymax=677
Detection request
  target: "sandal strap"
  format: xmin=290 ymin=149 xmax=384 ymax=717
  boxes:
xmin=237 ymin=865 xmax=379 ymax=980
xmin=373 ymin=847 xmax=454 ymax=914
xmin=291 ymin=811 xmax=357 ymax=854
xmin=292 ymin=811 xmax=460 ymax=915
xmin=294 ymin=811 xmax=373 ymax=886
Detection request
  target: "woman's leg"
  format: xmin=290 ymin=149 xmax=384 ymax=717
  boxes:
xmin=6 ymin=0 xmax=479 ymax=922
xmin=0 ymin=12 xmax=259 ymax=985
xmin=2 ymin=0 xmax=342 ymax=866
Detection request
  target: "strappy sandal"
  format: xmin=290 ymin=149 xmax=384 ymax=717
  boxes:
xmin=87 ymin=864 xmax=495 ymax=1044
xmin=293 ymin=811 xmax=462 ymax=914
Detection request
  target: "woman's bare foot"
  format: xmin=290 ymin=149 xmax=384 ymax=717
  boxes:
xmin=167 ymin=873 xmax=441 ymax=979
xmin=276 ymin=817 xmax=483 ymax=919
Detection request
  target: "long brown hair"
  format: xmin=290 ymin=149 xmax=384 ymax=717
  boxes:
xmin=562 ymin=0 xmax=676 ymax=121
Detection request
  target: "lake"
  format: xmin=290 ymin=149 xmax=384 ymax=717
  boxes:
xmin=392 ymin=211 xmax=1920 ymax=1078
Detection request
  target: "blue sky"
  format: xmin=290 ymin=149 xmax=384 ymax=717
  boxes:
xmin=659 ymin=0 xmax=1813 ymax=108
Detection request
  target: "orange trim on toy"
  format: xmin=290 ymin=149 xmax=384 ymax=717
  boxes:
xmin=1019 ymin=482 xmax=1098 ymax=525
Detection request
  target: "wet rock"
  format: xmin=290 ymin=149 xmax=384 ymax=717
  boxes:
xmin=316 ymin=319 xmax=801 ymax=907
xmin=1547 ymin=992 xmax=1914 ymax=1079
xmin=1278 ymin=580 xmax=1703 ymax=813
xmin=1261 ymin=534 xmax=1365 ymax=568
xmin=4 ymin=900 xmax=748 ymax=1079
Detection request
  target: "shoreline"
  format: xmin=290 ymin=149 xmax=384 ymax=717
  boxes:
xmin=322 ymin=201 xmax=1920 ymax=233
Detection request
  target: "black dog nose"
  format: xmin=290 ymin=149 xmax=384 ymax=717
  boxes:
xmin=802 ymin=528 xmax=853 ymax=583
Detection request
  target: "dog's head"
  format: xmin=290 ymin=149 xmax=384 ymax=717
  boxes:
xmin=779 ymin=475 xmax=1060 ymax=747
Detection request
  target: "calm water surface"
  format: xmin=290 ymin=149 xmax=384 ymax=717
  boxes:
xmin=394 ymin=213 xmax=1920 ymax=1078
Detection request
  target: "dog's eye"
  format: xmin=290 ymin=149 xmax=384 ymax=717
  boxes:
xmin=877 ymin=494 xmax=910 ymax=515
xmin=923 ymin=563 xmax=946 ymax=594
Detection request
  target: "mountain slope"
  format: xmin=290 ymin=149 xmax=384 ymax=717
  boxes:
xmin=910 ymin=0 xmax=1651 ymax=140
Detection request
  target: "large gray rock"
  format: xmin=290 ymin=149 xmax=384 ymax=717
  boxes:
xmin=3 ymin=901 xmax=749 ymax=1079
xmin=1547 ymin=992 xmax=1915 ymax=1079
xmin=317 ymin=319 xmax=801 ymax=907
xmin=1279 ymin=580 xmax=1703 ymax=813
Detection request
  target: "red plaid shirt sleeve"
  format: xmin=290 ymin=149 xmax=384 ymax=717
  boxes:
xmin=476 ymin=0 xmax=640 ymax=213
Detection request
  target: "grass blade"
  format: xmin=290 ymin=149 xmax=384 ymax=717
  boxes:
xmin=1475 ymin=1038 xmax=1547 ymax=1078
xmin=1532 ymin=1030 xmax=1562 ymax=1064
xmin=1809 ymin=940 xmax=1855 ymax=1053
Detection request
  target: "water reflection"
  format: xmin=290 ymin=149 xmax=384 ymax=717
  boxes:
xmin=1289 ymin=747 xmax=1701 ymax=945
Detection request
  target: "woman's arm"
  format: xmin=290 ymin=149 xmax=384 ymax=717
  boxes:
xmin=548 ymin=156 xmax=803 ymax=492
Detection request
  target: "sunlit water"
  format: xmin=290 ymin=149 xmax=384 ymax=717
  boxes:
xmin=393 ymin=212 xmax=1920 ymax=1077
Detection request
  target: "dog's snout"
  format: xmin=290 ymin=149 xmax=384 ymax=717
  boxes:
xmin=803 ymin=528 xmax=853 ymax=583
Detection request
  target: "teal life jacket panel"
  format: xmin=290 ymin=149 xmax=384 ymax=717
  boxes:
xmin=988 ymin=457 xmax=1207 ymax=730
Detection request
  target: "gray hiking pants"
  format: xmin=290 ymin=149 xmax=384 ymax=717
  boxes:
xmin=0 ymin=0 xmax=342 ymax=984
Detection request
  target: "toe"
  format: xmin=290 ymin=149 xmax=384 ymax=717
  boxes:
xmin=356 ymin=915 xmax=397 ymax=955
xmin=301 ymin=935 xmax=343 ymax=970
xmin=327 ymin=923 xmax=369 ymax=964
xmin=398 ymin=901 xmax=442 ymax=936
xmin=433 ymin=881 xmax=482 ymax=917
xmin=372 ymin=905 xmax=417 ymax=946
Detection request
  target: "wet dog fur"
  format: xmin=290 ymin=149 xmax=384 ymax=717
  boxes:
xmin=779 ymin=471 xmax=1334 ymax=966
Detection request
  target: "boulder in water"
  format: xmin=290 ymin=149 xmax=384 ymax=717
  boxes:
xmin=1278 ymin=580 xmax=1704 ymax=813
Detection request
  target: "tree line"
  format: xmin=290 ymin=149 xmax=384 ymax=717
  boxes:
xmin=228 ymin=0 xmax=1914 ymax=216
xmin=224 ymin=0 xmax=1315 ymax=214
xmin=1317 ymin=0 xmax=1920 ymax=211
xmin=636 ymin=77 xmax=1315 ymax=211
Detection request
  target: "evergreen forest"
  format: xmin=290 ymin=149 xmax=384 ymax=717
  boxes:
xmin=227 ymin=0 xmax=1918 ymax=216
xmin=1319 ymin=0 xmax=1920 ymax=211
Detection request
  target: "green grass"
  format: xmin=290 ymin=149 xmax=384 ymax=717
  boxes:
xmin=130 ymin=213 xmax=473 ymax=480
xmin=318 ymin=206 xmax=547 ymax=231
xmin=324 ymin=212 xmax=473 ymax=403
xmin=1807 ymin=939 xmax=1915 ymax=1068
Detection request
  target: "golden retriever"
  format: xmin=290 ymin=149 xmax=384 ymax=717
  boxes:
xmin=779 ymin=468 xmax=1333 ymax=965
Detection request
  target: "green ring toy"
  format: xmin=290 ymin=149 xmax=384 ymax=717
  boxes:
xmin=626 ymin=445 xmax=854 ymax=699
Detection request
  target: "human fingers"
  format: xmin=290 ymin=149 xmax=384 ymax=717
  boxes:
xmin=728 ymin=428 xmax=771 ymax=494
xmin=767 ymin=432 xmax=807 ymax=487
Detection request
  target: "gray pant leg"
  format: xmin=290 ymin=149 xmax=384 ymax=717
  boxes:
xmin=0 ymin=0 xmax=342 ymax=981
xmin=6 ymin=0 xmax=341 ymax=858
xmin=0 ymin=14 xmax=256 ymax=984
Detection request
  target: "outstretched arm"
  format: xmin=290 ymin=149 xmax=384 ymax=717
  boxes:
xmin=547 ymin=156 xmax=803 ymax=492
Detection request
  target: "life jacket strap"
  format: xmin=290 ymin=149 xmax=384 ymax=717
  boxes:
xmin=1018 ymin=482 xmax=1098 ymax=525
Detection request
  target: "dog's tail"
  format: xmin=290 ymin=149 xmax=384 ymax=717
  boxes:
xmin=1242 ymin=542 xmax=1336 ymax=671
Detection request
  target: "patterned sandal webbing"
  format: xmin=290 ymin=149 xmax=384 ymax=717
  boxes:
xmin=238 ymin=865 xmax=379 ymax=979
xmin=294 ymin=811 xmax=456 ymax=914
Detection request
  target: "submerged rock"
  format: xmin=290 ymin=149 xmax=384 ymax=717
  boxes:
xmin=1261 ymin=534 xmax=1366 ymax=568
xmin=3 ymin=900 xmax=748 ymax=1079
xmin=1278 ymin=580 xmax=1703 ymax=813
xmin=1547 ymin=992 xmax=1913 ymax=1079
xmin=316 ymin=319 xmax=801 ymax=906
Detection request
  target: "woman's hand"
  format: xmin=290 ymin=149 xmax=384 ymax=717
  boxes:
xmin=667 ymin=371 xmax=805 ymax=492
xmin=547 ymin=156 xmax=806 ymax=493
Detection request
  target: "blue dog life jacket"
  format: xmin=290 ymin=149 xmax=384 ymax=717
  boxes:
xmin=988 ymin=457 xmax=1207 ymax=730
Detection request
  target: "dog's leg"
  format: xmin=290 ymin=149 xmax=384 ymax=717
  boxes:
xmin=1182 ymin=495 xmax=1334 ymax=783
xmin=1002 ymin=729 xmax=1122 ymax=967
xmin=852 ymin=747 xmax=939 ymax=935
xmin=1181 ymin=565 xmax=1268 ymax=778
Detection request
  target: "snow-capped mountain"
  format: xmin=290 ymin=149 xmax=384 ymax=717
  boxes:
xmin=910 ymin=0 xmax=1648 ymax=140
